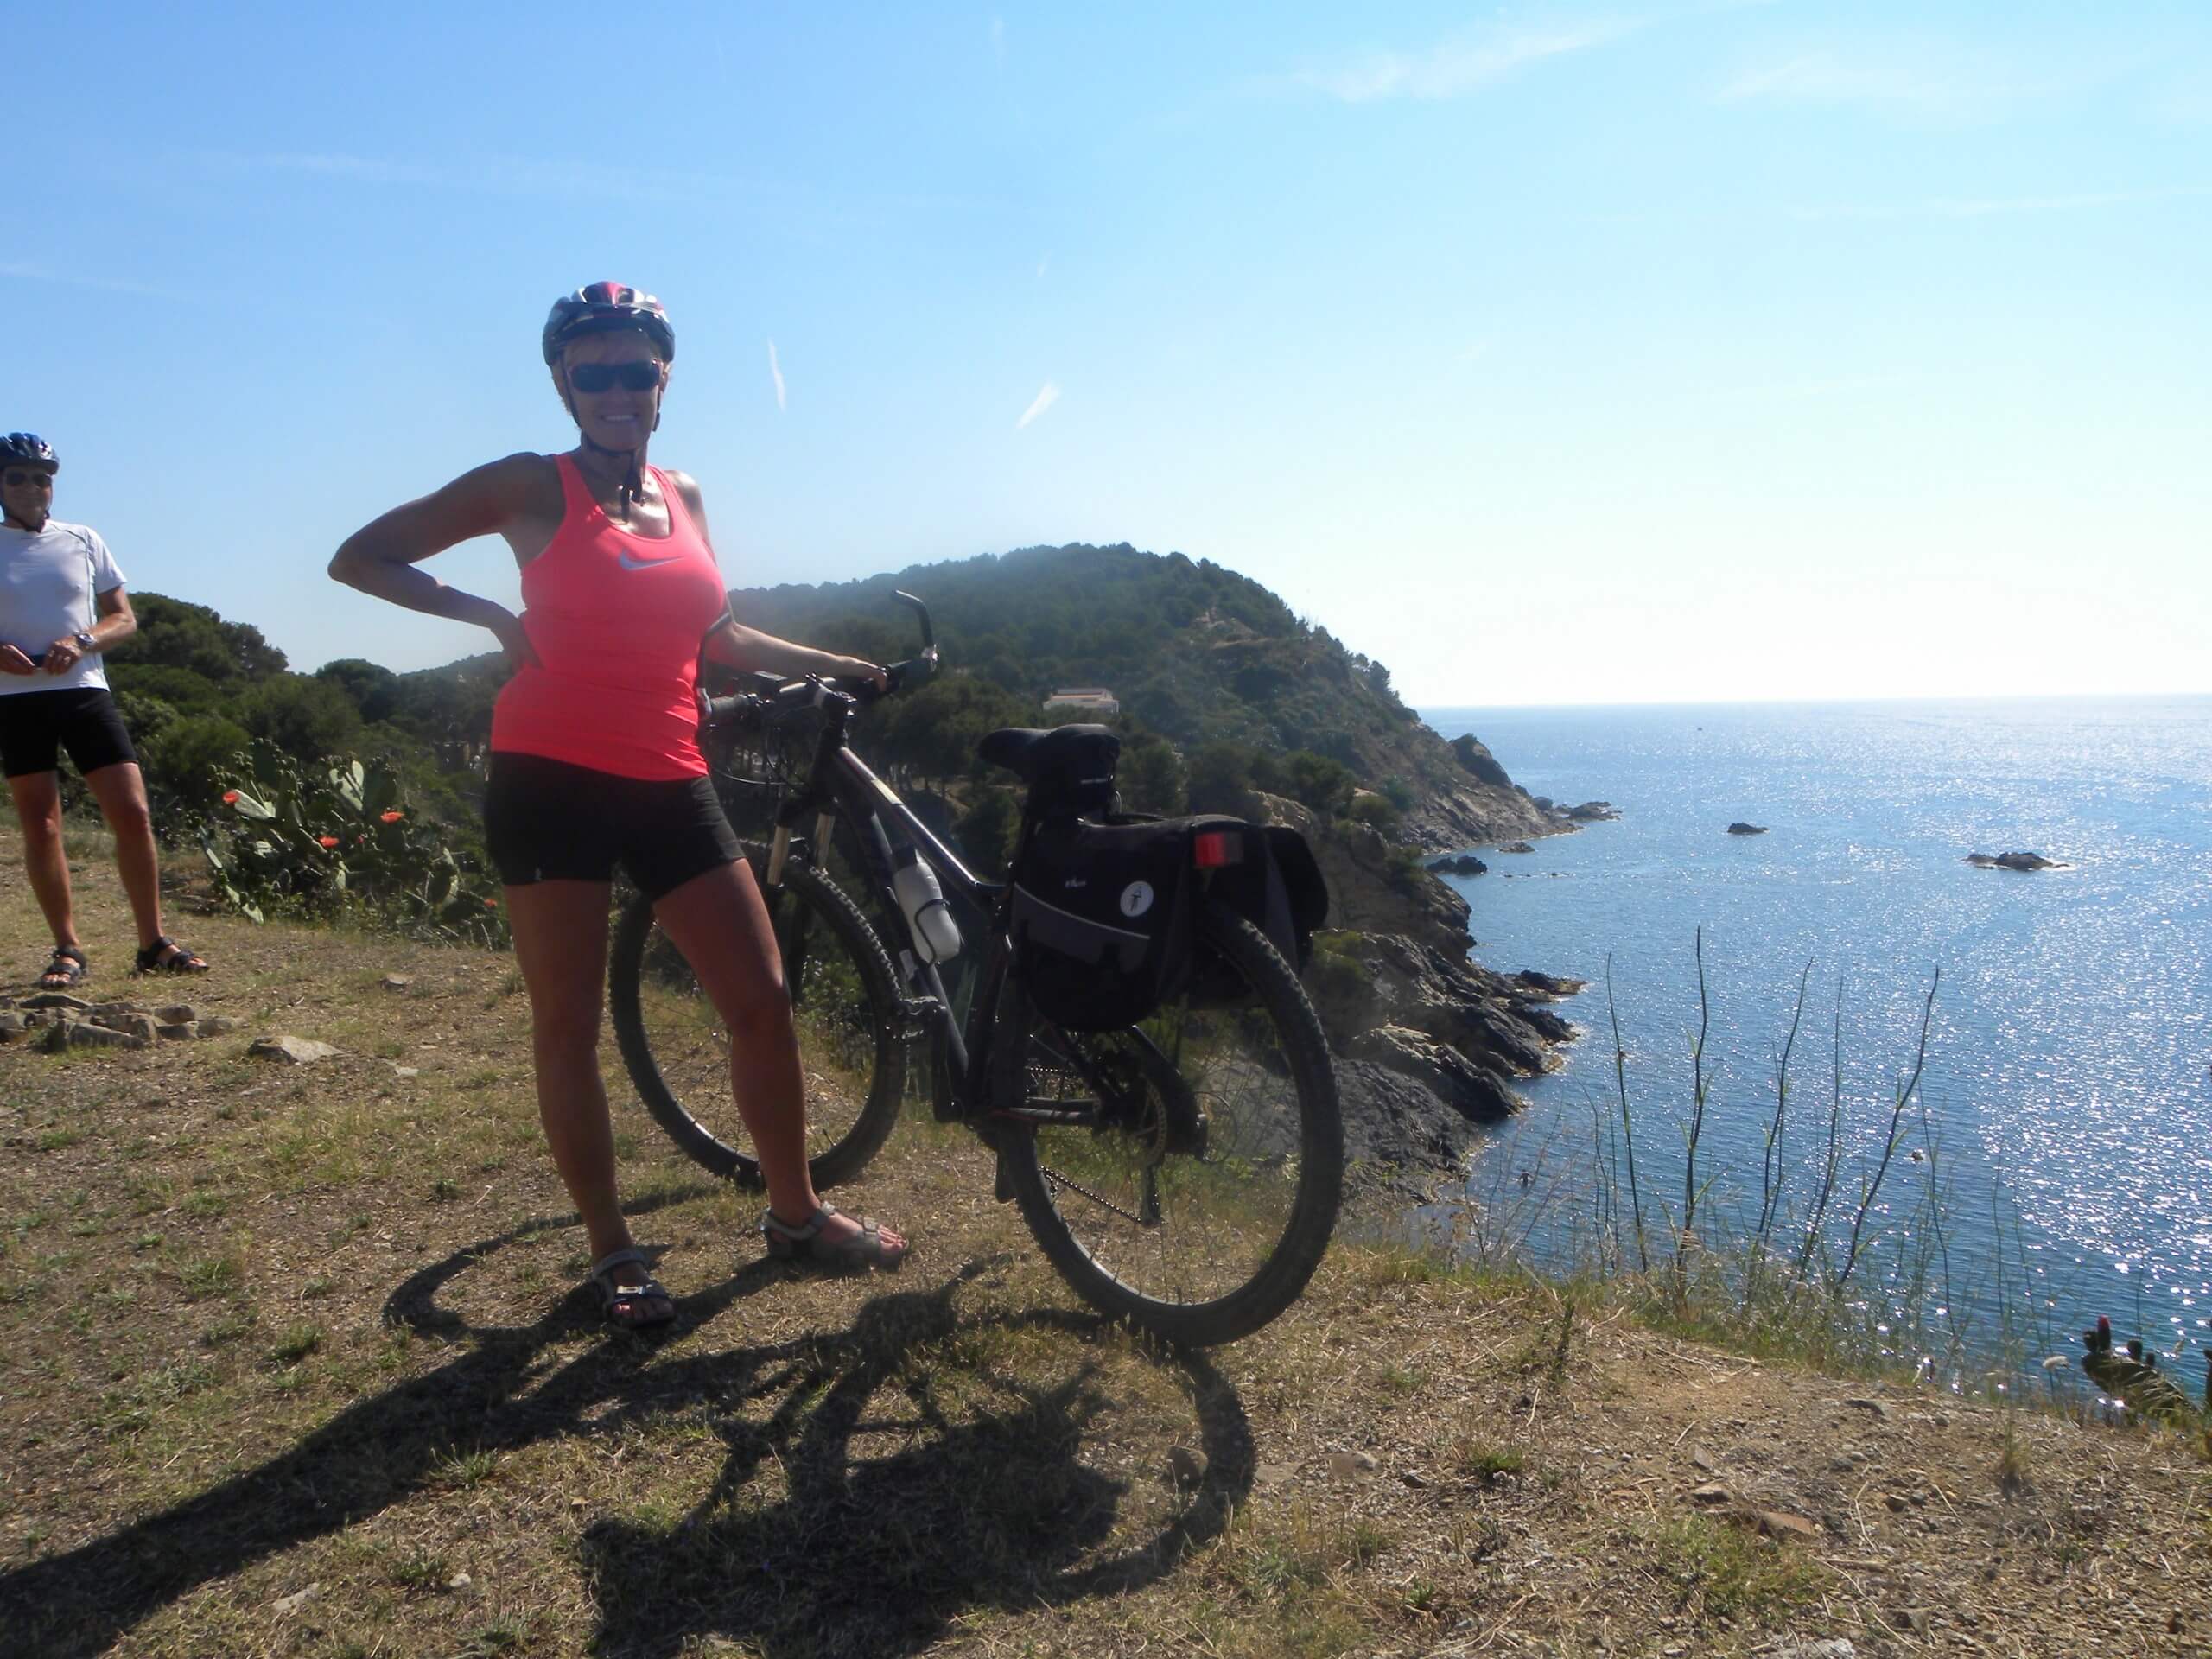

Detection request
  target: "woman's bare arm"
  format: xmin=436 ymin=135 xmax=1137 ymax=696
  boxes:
xmin=328 ymin=454 xmax=546 ymax=659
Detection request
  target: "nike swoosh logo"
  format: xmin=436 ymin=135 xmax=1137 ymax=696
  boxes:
xmin=617 ymin=549 xmax=681 ymax=571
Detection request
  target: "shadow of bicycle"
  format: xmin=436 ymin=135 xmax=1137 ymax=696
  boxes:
xmin=0 ymin=1192 xmax=1254 ymax=1658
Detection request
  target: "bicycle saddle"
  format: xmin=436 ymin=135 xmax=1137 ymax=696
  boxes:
xmin=976 ymin=723 xmax=1120 ymax=785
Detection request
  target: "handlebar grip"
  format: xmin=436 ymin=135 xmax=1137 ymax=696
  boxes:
xmin=882 ymin=652 xmax=937 ymax=696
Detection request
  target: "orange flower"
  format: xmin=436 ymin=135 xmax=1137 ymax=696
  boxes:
xmin=318 ymin=836 xmax=340 ymax=849
xmin=221 ymin=790 xmax=240 ymax=804
xmin=485 ymin=897 xmax=499 ymax=909
xmin=379 ymin=810 xmax=404 ymax=823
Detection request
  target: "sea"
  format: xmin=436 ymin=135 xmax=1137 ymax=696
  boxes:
xmin=1416 ymin=696 xmax=2212 ymax=1385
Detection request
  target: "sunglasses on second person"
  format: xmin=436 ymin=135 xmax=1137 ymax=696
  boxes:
xmin=568 ymin=360 xmax=663 ymax=394
xmin=3 ymin=467 xmax=56 ymax=488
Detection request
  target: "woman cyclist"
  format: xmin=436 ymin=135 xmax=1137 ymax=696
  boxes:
xmin=330 ymin=283 xmax=906 ymax=1329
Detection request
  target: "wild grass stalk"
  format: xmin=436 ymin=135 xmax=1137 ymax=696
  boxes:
xmin=1793 ymin=977 xmax=1848 ymax=1286
xmin=1673 ymin=925 xmax=1715 ymax=1299
xmin=1748 ymin=961 xmax=1812 ymax=1304
xmin=1606 ymin=954 xmax=1650 ymax=1274
xmin=1835 ymin=969 xmax=1940 ymax=1294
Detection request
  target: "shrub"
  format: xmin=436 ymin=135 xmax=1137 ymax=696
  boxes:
xmin=205 ymin=745 xmax=505 ymax=946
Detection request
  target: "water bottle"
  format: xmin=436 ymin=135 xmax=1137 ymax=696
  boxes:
xmin=892 ymin=844 xmax=961 ymax=963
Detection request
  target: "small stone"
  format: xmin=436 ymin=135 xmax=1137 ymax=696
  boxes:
xmin=1843 ymin=1397 xmax=1891 ymax=1421
xmin=96 ymin=1012 xmax=160 ymax=1041
xmin=272 ymin=1583 xmax=321 ymax=1615
xmin=248 ymin=1036 xmax=342 ymax=1065
xmin=381 ymin=975 xmax=411 ymax=992
xmin=22 ymin=991 xmax=91 ymax=1012
xmin=156 ymin=1022 xmax=199 ymax=1041
xmin=1688 ymin=1446 xmax=1716 ymax=1473
xmin=1166 ymin=1446 xmax=1204 ymax=1487
xmin=445 ymin=1571 xmax=475 ymax=1594
xmin=1753 ymin=1510 xmax=1821 ymax=1541
xmin=0 ymin=1011 xmax=26 ymax=1039
xmin=42 ymin=1019 xmax=149 ymax=1052
xmin=1688 ymin=1483 xmax=1732 ymax=1505
xmin=1326 ymin=1450 xmax=1378 ymax=1480
xmin=200 ymin=1014 xmax=238 ymax=1036
xmin=1883 ymin=1493 xmax=1910 ymax=1513
xmin=391 ymin=1065 xmax=420 ymax=1079
xmin=1399 ymin=1469 xmax=1431 ymax=1489
xmin=155 ymin=1004 xmax=199 ymax=1024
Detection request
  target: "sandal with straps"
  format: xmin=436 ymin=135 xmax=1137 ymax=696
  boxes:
xmin=587 ymin=1247 xmax=677 ymax=1330
xmin=760 ymin=1202 xmax=907 ymax=1273
xmin=37 ymin=945 xmax=87 ymax=989
xmin=134 ymin=936 xmax=210 ymax=976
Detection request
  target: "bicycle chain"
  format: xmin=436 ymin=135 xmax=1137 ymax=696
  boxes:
xmin=1039 ymin=1164 xmax=1153 ymax=1227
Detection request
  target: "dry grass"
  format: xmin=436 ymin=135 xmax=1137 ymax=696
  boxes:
xmin=3 ymin=823 xmax=2209 ymax=1657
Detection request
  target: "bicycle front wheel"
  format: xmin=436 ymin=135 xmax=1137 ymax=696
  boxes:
xmin=608 ymin=848 xmax=906 ymax=1191
xmin=999 ymin=899 xmax=1344 ymax=1346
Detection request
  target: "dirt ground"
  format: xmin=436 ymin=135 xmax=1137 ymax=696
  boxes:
xmin=1 ymin=823 xmax=2207 ymax=1658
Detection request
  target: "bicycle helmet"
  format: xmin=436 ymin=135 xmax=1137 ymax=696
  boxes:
xmin=0 ymin=433 xmax=58 ymax=473
xmin=541 ymin=283 xmax=675 ymax=366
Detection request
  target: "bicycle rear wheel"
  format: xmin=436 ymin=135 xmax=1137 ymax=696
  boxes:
xmin=608 ymin=846 xmax=906 ymax=1190
xmin=998 ymin=899 xmax=1343 ymax=1346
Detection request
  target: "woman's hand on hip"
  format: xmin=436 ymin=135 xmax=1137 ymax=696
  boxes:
xmin=488 ymin=611 xmax=542 ymax=671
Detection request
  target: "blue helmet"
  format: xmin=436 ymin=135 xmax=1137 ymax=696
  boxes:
xmin=1 ymin=433 xmax=57 ymax=472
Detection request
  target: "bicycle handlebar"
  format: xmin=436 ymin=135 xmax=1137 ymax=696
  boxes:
xmin=702 ymin=594 xmax=938 ymax=733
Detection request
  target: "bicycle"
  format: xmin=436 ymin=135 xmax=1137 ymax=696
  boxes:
xmin=607 ymin=593 xmax=1344 ymax=1345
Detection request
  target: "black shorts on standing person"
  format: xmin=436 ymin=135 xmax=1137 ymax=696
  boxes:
xmin=0 ymin=432 xmax=209 ymax=988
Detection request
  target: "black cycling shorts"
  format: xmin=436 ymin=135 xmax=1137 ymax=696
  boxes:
xmin=0 ymin=686 xmax=138 ymax=780
xmin=483 ymin=752 xmax=742 ymax=902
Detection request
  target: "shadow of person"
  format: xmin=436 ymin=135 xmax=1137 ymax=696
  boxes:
xmin=0 ymin=1205 xmax=1253 ymax=1659
xmin=578 ymin=1278 xmax=1255 ymax=1659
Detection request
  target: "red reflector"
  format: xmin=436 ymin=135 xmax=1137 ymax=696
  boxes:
xmin=1192 ymin=830 xmax=1241 ymax=868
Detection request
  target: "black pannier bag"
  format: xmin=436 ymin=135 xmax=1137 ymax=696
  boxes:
xmin=1010 ymin=814 xmax=1198 ymax=1032
xmin=1009 ymin=811 xmax=1331 ymax=1032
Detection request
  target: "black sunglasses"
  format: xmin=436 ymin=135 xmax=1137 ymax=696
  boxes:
xmin=3 ymin=468 xmax=55 ymax=487
xmin=569 ymin=360 xmax=661 ymax=394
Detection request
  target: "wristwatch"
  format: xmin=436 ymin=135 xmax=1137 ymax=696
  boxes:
xmin=73 ymin=631 xmax=95 ymax=652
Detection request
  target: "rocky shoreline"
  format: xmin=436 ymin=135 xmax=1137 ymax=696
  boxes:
xmin=1253 ymin=788 xmax=1592 ymax=1195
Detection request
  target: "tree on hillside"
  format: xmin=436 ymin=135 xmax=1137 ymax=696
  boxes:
xmin=238 ymin=676 xmax=364 ymax=762
xmin=108 ymin=593 xmax=287 ymax=683
xmin=315 ymin=658 xmax=401 ymax=724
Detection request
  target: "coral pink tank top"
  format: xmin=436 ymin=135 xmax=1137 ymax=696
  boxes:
xmin=490 ymin=455 xmax=729 ymax=780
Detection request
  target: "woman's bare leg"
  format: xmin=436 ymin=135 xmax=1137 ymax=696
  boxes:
xmin=652 ymin=858 xmax=904 ymax=1261
xmin=505 ymin=878 xmax=671 ymax=1320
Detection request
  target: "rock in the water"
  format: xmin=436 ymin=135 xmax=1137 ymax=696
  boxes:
xmin=1967 ymin=850 xmax=2061 ymax=871
xmin=1726 ymin=822 xmax=1767 ymax=836
xmin=1500 ymin=841 xmax=1535 ymax=855
xmin=249 ymin=1036 xmax=343 ymax=1065
xmin=1426 ymin=852 xmax=1489 ymax=877
xmin=1566 ymin=800 xmax=1620 ymax=822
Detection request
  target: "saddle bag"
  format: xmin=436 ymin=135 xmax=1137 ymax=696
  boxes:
xmin=1008 ymin=811 xmax=1331 ymax=1031
xmin=1010 ymin=815 xmax=1198 ymax=1032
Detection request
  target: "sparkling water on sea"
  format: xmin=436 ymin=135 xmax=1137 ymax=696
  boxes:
xmin=1418 ymin=696 xmax=2212 ymax=1382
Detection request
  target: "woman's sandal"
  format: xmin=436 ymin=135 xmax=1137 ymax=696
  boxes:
xmin=760 ymin=1203 xmax=906 ymax=1273
xmin=587 ymin=1247 xmax=677 ymax=1331
xmin=37 ymin=945 xmax=87 ymax=990
xmin=134 ymin=937 xmax=210 ymax=976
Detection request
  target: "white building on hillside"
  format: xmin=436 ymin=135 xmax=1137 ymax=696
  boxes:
xmin=1043 ymin=686 xmax=1120 ymax=716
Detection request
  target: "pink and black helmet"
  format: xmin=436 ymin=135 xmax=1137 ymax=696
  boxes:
xmin=541 ymin=283 xmax=675 ymax=365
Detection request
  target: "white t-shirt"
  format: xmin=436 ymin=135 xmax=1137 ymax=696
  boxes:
xmin=0 ymin=519 xmax=126 ymax=696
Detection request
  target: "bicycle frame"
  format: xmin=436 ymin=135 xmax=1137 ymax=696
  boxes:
xmin=755 ymin=698 xmax=1010 ymax=1121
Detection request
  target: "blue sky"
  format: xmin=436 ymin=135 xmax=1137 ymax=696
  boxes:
xmin=11 ymin=2 xmax=2209 ymax=704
